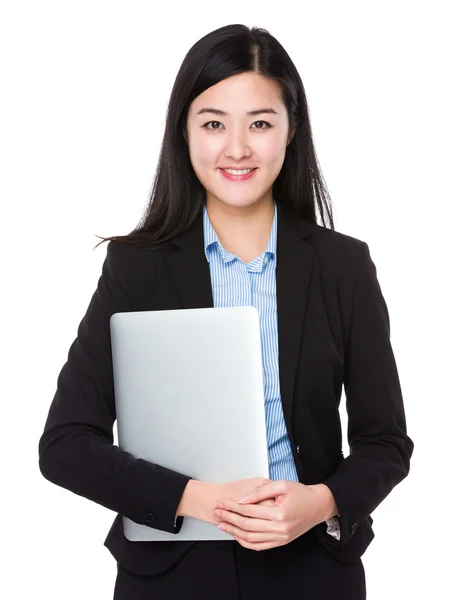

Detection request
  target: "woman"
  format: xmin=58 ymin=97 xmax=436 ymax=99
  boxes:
xmin=38 ymin=24 xmax=414 ymax=599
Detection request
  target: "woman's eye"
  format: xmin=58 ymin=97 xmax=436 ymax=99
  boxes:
xmin=203 ymin=121 xmax=224 ymax=130
xmin=202 ymin=120 xmax=272 ymax=130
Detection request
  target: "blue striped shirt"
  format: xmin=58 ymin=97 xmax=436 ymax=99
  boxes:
xmin=203 ymin=200 xmax=340 ymax=540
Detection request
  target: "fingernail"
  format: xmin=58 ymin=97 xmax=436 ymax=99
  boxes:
xmin=216 ymin=502 xmax=224 ymax=509
xmin=238 ymin=494 xmax=248 ymax=503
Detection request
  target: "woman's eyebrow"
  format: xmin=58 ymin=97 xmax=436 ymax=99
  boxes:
xmin=196 ymin=107 xmax=278 ymax=117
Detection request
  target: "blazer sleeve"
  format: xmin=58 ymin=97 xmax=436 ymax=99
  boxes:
xmin=320 ymin=241 xmax=414 ymax=548
xmin=38 ymin=241 xmax=193 ymax=534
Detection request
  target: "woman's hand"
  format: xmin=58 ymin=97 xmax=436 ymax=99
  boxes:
xmin=201 ymin=477 xmax=273 ymax=526
xmin=214 ymin=480 xmax=334 ymax=551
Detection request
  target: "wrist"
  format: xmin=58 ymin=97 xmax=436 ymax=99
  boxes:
xmin=177 ymin=480 xmax=218 ymax=521
xmin=308 ymin=483 xmax=339 ymax=522
xmin=176 ymin=479 xmax=201 ymax=519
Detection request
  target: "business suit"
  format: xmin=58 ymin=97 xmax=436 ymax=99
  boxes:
xmin=202 ymin=199 xmax=342 ymax=540
xmin=38 ymin=200 xmax=413 ymax=594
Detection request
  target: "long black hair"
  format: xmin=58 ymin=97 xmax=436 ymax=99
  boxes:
xmin=94 ymin=24 xmax=334 ymax=250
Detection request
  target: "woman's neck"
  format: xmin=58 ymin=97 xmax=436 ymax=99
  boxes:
xmin=205 ymin=195 xmax=275 ymax=264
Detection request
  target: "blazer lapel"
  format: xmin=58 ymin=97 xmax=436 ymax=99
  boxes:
xmin=165 ymin=203 xmax=316 ymax=441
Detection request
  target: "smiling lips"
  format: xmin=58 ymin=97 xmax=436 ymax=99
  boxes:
xmin=219 ymin=167 xmax=258 ymax=181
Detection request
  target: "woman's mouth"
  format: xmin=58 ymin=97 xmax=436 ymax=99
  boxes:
xmin=219 ymin=168 xmax=258 ymax=181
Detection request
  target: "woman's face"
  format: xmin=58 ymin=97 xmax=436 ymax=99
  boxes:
xmin=186 ymin=72 xmax=294 ymax=211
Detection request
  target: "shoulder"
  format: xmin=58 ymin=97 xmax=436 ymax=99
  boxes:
xmin=105 ymin=238 xmax=166 ymax=269
xmin=103 ymin=239 xmax=169 ymax=305
xmin=310 ymin=223 xmax=370 ymax=279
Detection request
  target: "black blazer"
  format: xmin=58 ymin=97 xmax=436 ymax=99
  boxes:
xmin=38 ymin=203 xmax=414 ymax=575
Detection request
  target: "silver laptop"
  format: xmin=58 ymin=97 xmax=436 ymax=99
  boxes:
xmin=110 ymin=306 xmax=270 ymax=541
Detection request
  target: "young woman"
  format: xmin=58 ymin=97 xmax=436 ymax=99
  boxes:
xmin=38 ymin=24 xmax=414 ymax=600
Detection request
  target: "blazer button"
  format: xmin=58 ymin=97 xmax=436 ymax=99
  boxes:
xmin=144 ymin=512 xmax=155 ymax=524
xmin=350 ymin=522 xmax=357 ymax=535
xmin=296 ymin=444 xmax=300 ymax=455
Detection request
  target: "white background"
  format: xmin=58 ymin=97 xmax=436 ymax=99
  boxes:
xmin=2 ymin=1 xmax=475 ymax=598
